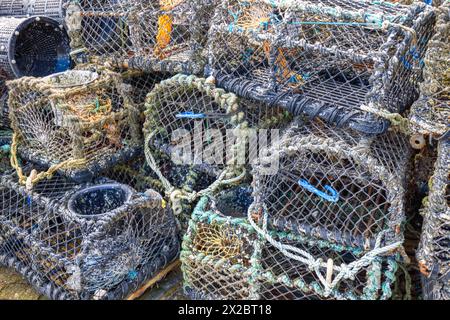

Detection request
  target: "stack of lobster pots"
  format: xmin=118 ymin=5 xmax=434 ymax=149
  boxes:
xmin=0 ymin=0 xmax=448 ymax=300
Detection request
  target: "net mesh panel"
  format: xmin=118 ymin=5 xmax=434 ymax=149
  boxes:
xmin=6 ymin=67 xmax=142 ymax=183
xmin=416 ymin=139 xmax=449 ymax=300
xmin=252 ymin=119 xmax=412 ymax=249
xmin=181 ymin=185 xmax=256 ymax=300
xmin=0 ymin=16 xmax=71 ymax=79
xmin=207 ymin=0 xmax=436 ymax=135
xmin=409 ymin=2 xmax=449 ymax=138
xmin=0 ymin=0 xmax=66 ymax=19
xmin=67 ymin=0 xmax=215 ymax=74
xmin=0 ymin=166 xmax=180 ymax=300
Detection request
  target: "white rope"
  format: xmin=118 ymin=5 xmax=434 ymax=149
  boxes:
xmin=247 ymin=202 xmax=404 ymax=297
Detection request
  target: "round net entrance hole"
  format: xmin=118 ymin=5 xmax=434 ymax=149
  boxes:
xmin=6 ymin=17 xmax=71 ymax=78
xmin=68 ymin=183 xmax=133 ymax=218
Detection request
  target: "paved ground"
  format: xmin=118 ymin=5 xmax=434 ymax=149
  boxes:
xmin=0 ymin=267 xmax=43 ymax=300
xmin=0 ymin=266 xmax=186 ymax=300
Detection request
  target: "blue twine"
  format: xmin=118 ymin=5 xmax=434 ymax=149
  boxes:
xmin=298 ymin=179 xmax=340 ymax=203
xmin=175 ymin=111 xmax=206 ymax=119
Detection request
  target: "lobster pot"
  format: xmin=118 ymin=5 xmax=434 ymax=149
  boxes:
xmin=252 ymin=119 xmax=412 ymax=250
xmin=7 ymin=67 xmax=142 ymax=183
xmin=416 ymin=139 xmax=449 ymax=300
xmin=181 ymin=186 xmax=256 ymax=300
xmin=143 ymin=74 xmax=248 ymax=225
xmin=0 ymin=168 xmax=180 ymax=300
xmin=248 ymin=229 xmax=401 ymax=300
xmin=67 ymin=0 xmax=214 ymax=74
xmin=208 ymin=0 xmax=436 ymax=134
xmin=0 ymin=16 xmax=70 ymax=79
xmin=409 ymin=2 xmax=449 ymax=138
xmin=0 ymin=0 xmax=66 ymax=20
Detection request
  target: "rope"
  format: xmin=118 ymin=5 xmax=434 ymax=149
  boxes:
xmin=360 ymin=103 xmax=411 ymax=134
xmin=10 ymin=133 xmax=86 ymax=189
xmin=247 ymin=202 xmax=404 ymax=297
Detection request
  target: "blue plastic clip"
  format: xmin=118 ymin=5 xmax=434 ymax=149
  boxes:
xmin=298 ymin=179 xmax=340 ymax=203
xmin=175 ymin=111 xmax=206 ymax=119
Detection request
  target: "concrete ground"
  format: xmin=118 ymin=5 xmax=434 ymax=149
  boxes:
xmin=0 ymin=266 xmax=186 ymax=300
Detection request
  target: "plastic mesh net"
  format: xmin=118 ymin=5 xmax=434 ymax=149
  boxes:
xmin=409 ymin=2 xmax=449 ymax=138
xmin=207 ymin=0 xmax=436 ymax=135
xmin=6 ymin=66 xmax=142 ymax=184
xmin=0 ymin=166 xmax=179 ymax=300
xmin=0 ymin=81 xmax=8 ymax=129
xmin=66 ymin=0 xmax=215 ymax=74
xmin=416 ymin=139 xmax=449 ymax=300
xmin=0 ymin=16 xmax=71 ymax=79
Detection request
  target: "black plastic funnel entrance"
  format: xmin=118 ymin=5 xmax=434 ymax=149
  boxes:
xmin=68 ymin=183 xmax=133 ymax=218
xmin=0 ymin=16 xmax=70 ymax=79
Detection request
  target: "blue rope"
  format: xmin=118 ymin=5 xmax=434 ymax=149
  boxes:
xmin=298 ymin=179 xmax=340 ymax=203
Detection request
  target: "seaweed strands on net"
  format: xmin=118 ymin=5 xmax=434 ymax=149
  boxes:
xmin=66 ymin=0 xmax=215 ymax=75
xmin=0 ymin=166 xmax=179 ymax=300
xmin=6 ymin=65 xmax=143 ymax=185
xmin=207 ymin=0 xmax=436 ymax=135
xmin=409 ymin=1 xmax=449 ymax=141
xmin=416 ymin=139 xmax=450 ymax=300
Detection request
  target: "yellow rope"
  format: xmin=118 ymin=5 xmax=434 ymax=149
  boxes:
xmin=10 ymin=133 xmax=87 ymax=189
xmin=194 ymin=224 xmax=243 ymax=260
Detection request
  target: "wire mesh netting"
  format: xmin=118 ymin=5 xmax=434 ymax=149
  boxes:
xmin=0 ymin=0 xmax=67 ymax=20
xmin=6 ymin=66 xmax=143 ymax=184
xmin=416 ymin=139 xmax=449 ymax=300
xmin=0 ymin=16 xmax=71 ymax=79
xmin=65 ymin=0 xmax=215 ymax=74
xmin=251 ymin=118 xmax=412 ymax=249
xmin=409 ymin=2 xmax=449 ymax=139
xmin=207 ymin=0 xmax=436 ymax=134
xmin=0 ymin=166 xmax=180 ymax=300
